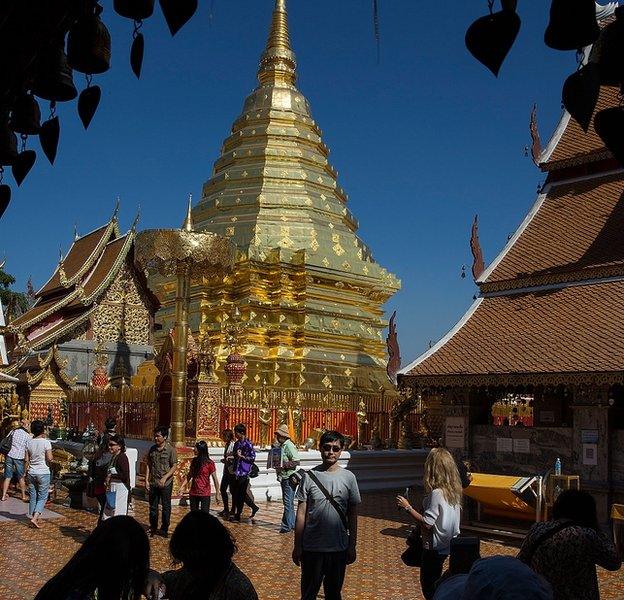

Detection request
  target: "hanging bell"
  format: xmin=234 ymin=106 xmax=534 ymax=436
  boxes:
xmin=544 ymin=0 xmax=599 ymax=51
xmin=67 ymin=4 xmax=111 ymax=75
xmin=595 ymin=106 xmax=624 ymax=167
xmin=0 ymin=118 xmax=18 ymax=166
xmin=9 ymin=92 xmax=41 ymax=135
xmin=114 ymin=0 xmax=154 ymax=20
xmin=595 ymin=7 xmax=624 ymax=86
xmin=31 ymin=40 xmax=78 ymax=102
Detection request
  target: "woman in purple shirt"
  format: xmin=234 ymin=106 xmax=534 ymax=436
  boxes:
xmin=230 ymin=424 xmax=257 ymax=522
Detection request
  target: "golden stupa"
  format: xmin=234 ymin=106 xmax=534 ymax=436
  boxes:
xmin=156 ymin=0 xmax=400 ymax=394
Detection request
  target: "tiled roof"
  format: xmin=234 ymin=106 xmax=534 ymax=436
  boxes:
xmin=37 ymin=223 xmax=114 ymax=296
xmin=25 ymin=307 xmax=95 ymax=350
xmin=402 ymin=279 xmax=624 ymax=377
xmin=66 ymin=236 xmax=129 ymax=307
xmin=541 ymin=85 xmax=618 ymax=170
xmin=483 ymin=172 xmax=624 ymax=287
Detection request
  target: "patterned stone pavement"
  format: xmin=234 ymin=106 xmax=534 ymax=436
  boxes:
xmin=0 ymin=489 xmax=622 ymax=599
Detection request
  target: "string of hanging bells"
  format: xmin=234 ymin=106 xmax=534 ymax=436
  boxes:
xmin=465 ymin=0 xmax=624 ymax=167
xmin=0 ymin=0 xmax=198 ymax=220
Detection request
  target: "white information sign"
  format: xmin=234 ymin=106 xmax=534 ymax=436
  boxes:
xmin=496 ymin=437 xmax=513 ymax=453
xmin=513 ymin=438 xmax=530 ymax=454
xmin=445 ymin=417 xmax=465 ymax=449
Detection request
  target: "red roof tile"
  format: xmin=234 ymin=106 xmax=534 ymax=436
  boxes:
xmin=484 ymin=172 xmax=624 ymax=287
xmin=403 ymin=280 xmax=624 ymax=377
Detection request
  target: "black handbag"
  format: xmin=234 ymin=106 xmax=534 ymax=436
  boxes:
xmin=249 ymin=463 xmax=259 ymax=478
xmin=401 ymin=527 xmax=424 ymax=567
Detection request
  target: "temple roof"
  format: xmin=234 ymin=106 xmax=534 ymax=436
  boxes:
xmin=400 ymin=278 xmax=624 ymax=383
xmin=8 ymin=210 xmax=154 ymax=352
xmin=399 ymin=4 xmax=624 ymax=387
xmin=193 ymin=0 xmax=399 ymax=295
xmin=479 ymin=171 xmax=624 ymax=291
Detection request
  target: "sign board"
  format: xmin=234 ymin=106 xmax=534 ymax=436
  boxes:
xmin=513 ymin=438 xmax=530 ymax=454
xmin=496 ymin=437 xmax=513 ymax=453
xmin=445 ymin=417 xmax=465 ymax=449
xmin=581 ymin=429 xmax=599 ymax=444
xmin=582 ymin=443 xmax=598 ymax=466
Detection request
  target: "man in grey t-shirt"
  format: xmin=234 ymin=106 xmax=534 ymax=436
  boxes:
xmin=293 ymin=430 xmax=361 ymax=600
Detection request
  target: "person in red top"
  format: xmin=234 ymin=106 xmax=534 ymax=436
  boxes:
xmin=184 ymin=441 xmax=220 ymax=513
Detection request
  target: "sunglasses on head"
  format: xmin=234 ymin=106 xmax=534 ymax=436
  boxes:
xmin=321 ymin=444 xmax=342 ymax=453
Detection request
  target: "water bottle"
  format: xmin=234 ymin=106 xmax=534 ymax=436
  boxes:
xmin=554 ymin=457 xmax=562 ymax=476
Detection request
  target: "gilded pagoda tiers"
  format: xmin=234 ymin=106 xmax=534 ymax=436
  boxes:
xmin=155 ymin=0 xmax=400 ymax=396
xmin=398 ymin=6 xmax=624 ymax=522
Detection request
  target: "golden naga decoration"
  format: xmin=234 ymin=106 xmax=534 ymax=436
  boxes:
xmin=135 ymin=197 xmax=236 ymax=446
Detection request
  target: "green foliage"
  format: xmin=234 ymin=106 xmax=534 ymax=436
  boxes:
xmin=0 ymin=268 xmax=29 ymax=318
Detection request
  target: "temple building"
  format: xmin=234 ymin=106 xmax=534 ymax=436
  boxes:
xmin=155 ymin=0 xmax=400 ymax=396
xmin=2 ymin=207 xmax=159 ymax=423
xmin=398 ymin=8 xmax=624 ymax=521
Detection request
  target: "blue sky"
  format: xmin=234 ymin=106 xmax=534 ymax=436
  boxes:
xmin=1 ymin=0 xmax=576 ymax=363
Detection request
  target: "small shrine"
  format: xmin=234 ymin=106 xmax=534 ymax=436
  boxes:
xmin=1 ymin=206 xmax=159 ymax=433
xmin=398 ymin=5 xmax=624 ymax=521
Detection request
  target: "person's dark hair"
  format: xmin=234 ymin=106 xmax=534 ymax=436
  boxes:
xmin=154 ymin=425 xmax=168 ymax=438
xmin=169 ymin=512 xmax=237 ymax=595
xmin=552 ymin=489 xmax=599 ymax=530
xmin=108 ymin=434 xmax=126 ymax=453
xmin=320 ymin=430 xmax=345 ymax=448
xmin=221 ymin=429 xmax=234 ymax=442
xmin=234 ymin=423 xmax=246 ymax=435
xmin=35 ymin=516 xmax=149 ymax=600
xmin=105 ymin=417 xmax=117 ymax=431
xmin=190 ymin=440 xmax=212 ymax=478
xmin=31 ymin=420 xmax=45 ymax=437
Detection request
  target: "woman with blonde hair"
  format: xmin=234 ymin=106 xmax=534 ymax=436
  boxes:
xmin=397 ymin=447 xmax=462 ymax=599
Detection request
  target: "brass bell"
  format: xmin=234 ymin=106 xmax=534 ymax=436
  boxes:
xmin=31 ymin=40 xmax=78 ymax=102
xmin=0 ymin=117 xmax=18 ymax=166
xmin=9 ymin=92 xmax=41 ymax=135
xmin=544 ymin=0 xmax=599 ymax=51
xmin=67 ymin=4 xmax=111 ymax=75
xmin=595 ymin=7 xmax=624 ymax=86
xmin=114 ymin=0 xmax=155 ymax=21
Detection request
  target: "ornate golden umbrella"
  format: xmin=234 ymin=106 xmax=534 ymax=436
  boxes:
xmin=135 ymin=198 xmax=236 ymax=445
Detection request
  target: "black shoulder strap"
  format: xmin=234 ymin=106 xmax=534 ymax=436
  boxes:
xmin=306 ymin=470 xmax=349 ymax=532
xmin=526 ymin=519 xmax=575 ymax=564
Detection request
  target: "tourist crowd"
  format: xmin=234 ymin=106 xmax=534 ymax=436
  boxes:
xmin=1 ymin=418 xmax=621 ymax=599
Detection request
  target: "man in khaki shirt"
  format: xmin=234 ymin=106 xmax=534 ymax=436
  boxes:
xmin=145 ymin=425 xmax=177 ymax=537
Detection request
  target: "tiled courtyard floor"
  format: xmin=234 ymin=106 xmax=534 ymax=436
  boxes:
xmin=0 ymin=490 xmax=622 ymax=599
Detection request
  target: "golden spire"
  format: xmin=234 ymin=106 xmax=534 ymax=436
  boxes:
xmin=183 ymin=194 xmax=194 ymax=232
xmin=257 ymin=0 xmax=297 ymax=87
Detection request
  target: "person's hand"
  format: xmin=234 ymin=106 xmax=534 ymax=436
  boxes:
xmin=347 ymin=546 xmax=357 ymax=565
xmin=236 ymin=449 xmax=243 ymax=458
xmin=396 ymin=495 xmax=411 ymax=511
xmin=144 ymin=569 xmax=164 ymax=600
xmin=292 ymin=546 xmax=302 ymax=567
xmin=158 ymin=476 xmax=167 ymax=488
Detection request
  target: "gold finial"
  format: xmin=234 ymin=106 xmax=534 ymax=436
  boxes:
xmin=183 ymin=194 xmax=194 ymax=232
xmin=257 ymin=0 xmax=297 ymax=86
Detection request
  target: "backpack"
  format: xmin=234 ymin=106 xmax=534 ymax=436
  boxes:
xmin=0 ymin=430 xmax=14 ymax=456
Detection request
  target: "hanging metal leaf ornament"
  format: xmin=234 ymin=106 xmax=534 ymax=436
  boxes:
xmin=114 ymin=0 xmax=155 ymax=20
xmin=0 ymin=184 xmax=10 ymax=219
xmin=130 ymin=32 xmax=145 ymax=78
xmin=0 ymin=119 xmax=18 ymax=166
xmin=562 ymin=63 xmax=600 ymax=132
xmin=465 ymin=6 xmax=521 ymax=77
xmin=159 ymin=0 xmax=197 ymax=36
xmin=11 ymin=149 xmax=36 ymax=186
xmin=39 ymin=116 xmax=60 ymax=164
xmin=545 ymin=0 xmax=599 ymax=51
xmin=594 ymin=107 xmax=624 ymax=167
xmin=78 ymin=85 xmax=101 ymax=129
